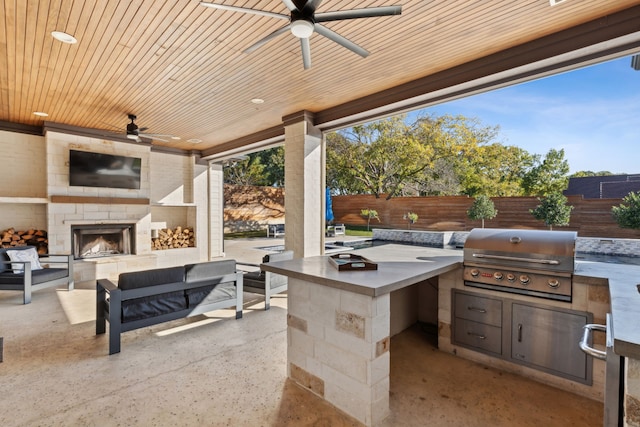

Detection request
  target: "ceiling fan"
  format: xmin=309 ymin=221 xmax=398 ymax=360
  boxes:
xmin=199 ymin=0 xmax=402 ymax=69
xmin=123 ymin=114 xmax=173 ymax=142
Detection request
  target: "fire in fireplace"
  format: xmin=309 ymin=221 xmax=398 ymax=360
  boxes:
xmin=71 ymin=224 xmax=135 ymax=259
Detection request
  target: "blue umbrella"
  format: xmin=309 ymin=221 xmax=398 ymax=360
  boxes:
xmin=325 ymin=187 xmax=334 ymax=223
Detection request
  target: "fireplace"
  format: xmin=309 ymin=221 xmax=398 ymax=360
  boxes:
xmin=71 ymin=224 xmax=135 ymax=259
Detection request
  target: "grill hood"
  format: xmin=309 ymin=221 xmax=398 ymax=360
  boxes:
xmin=463 ymin=228 xmax=577 ymax=274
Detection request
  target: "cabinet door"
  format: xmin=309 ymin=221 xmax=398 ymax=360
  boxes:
xmin=511 ymin=303 xmax=588 ymax=382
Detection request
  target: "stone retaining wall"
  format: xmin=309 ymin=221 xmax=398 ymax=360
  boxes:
xmin=372 ymin=229 xmax=640 ymax=257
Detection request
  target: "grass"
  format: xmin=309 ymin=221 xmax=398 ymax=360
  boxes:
xmin=224 ymin=230 xmax=267 ymax=239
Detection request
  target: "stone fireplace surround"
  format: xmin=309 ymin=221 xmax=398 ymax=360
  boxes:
xmin=37 ymin=131 xmax=211 ymax=285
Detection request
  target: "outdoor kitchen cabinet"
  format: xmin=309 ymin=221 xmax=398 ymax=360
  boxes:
xmin=511 ymin=303 xmax=590 ymax=383
xmin=453 ymin=292 xmax=503 ymax=356
xmin=452 ymin=289 xmax=592 ymax=384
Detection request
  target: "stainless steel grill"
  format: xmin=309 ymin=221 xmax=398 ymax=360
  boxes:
xmin=463 ymin=228 xmax=577 ymax=301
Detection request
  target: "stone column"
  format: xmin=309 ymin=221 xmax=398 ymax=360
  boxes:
xmin=283 ymin=111 xmax=324 ymax=258
xmin=287 ymin=278 xmax=391 ymax=426
xmin=208 ymin=162 xmax=225 ymax=258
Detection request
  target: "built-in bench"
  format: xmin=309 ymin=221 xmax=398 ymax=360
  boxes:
xmin=96 ymin=259 xmax=243 ymax=354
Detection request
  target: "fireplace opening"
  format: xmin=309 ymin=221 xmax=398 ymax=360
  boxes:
xmin=71 ymin=224 xmax=135 ymax=259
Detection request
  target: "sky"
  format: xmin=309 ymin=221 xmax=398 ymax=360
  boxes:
xmin=413 ymin=55 xmax=640 ymax=175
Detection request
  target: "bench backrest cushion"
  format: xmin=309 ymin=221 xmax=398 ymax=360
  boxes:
xmin=184 ymin=259 xmax=236 ymax=283
xmin=184 ymin=259 xmax=237 ymax=307
xmin=0 ymin=246 xmax=42 ymax=273
xmin=118 ymin=266 xmax=185 ymax=290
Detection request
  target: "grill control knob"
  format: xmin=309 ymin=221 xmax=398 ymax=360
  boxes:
xmin=519 ymin=275 xmax=530 ymax=285
xmin=470 ymin=269 xmax=479 ymax=278
xmin=548 ymin=279 xmax=560 ymax=289
xmin=506 ymin=273 xmax=516 ymax=282
xmin=493 ymin=272 xmax=504 ymax=281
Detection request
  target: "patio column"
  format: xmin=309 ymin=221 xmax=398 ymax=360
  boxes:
xmin=208 ymin=161 xmax=225 ymax=258
xmin=283 ymin=111 xmax=325 ymax=258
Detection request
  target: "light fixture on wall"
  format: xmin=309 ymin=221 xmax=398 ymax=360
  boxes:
xmin=632 ymin=54 xmax=640 ymax=71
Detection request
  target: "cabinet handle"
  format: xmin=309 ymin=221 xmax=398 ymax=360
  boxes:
xmin=467 ymin=306 xmax=487 ymax=313
xmin=517 ymin=323 xmax=523 ymax=342
xmin=467 ymin=331 xmax=486 ymax=340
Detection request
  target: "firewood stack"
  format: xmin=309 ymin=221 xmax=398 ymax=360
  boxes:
xmin=1 ymin=228 xmax=49 ymax=253
xmin=151 ymin=226 xmax=195 ymax=250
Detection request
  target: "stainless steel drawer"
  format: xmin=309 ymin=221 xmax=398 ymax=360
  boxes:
xmin=454 ymin=318 xmax=502 ymax=355
xmin=454 ymin=292 xmax=502 ymax=327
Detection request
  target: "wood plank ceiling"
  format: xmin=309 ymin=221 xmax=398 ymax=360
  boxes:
xmin=1 ymin=0 xmax=640 ymax=156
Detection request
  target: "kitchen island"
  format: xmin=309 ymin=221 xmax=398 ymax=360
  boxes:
xmin=262 ymin=246 xmax=461 ymax=426
xmin=263 ymin=245 xmax=640 ymax=426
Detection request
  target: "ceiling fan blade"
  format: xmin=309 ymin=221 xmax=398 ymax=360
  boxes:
xmin=281 ymin=0 xmax=298 ymax=12
xmin=315 ymin=6 xmax=402 ymax=23
xmin=301 ymin=0 xmax=323 ymax=14
xmin=300 ymin=38 xmax=311 ymax=69
xmin=139 ymin=127 xmax=149 ymax=132
xmin=314 ymin=24 xmax=369 ymax=58
xmin=199 ymin=2 xmax=289 ymax=20
xmin=243 ymin=24 xmax=291 ymax=53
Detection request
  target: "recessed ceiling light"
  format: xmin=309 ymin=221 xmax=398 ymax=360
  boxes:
xmin=549 ymin=0 xmax=567 ymax=5
xmin=51 ymin=31 xmax=77 ymax=44
xmin=171 ymin=136 xmax=181 ymax=140
xmin=187 ymin=139 xmax=202 ymax=144
xmin=33 ymin=111 xmax=48 ymax=117
xmin=251 ymin=98 xmax=265 ymax=104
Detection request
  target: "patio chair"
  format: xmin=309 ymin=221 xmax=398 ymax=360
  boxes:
xmin=0 ymin=245 xmax=74 ymax=304
xmin=238 ymin=250 xmax=293 ymax=310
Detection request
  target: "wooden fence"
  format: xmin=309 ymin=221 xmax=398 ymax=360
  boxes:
xmin=331 ymin=194 xmax=640 ymax=239
xmin=223 ymin=185 xmax=640 ymax=239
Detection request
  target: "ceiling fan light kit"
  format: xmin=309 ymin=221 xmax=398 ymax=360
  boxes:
xmin=199 ymin=0 xmax=402 ymax=69
xmin=290 ymin=20 xmax=314 ymax=38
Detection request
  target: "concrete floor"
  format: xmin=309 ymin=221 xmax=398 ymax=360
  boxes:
xmin=0 ymin=238 xmax=604 ymax=426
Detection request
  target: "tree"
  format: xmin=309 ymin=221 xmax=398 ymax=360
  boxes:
xmin=521 ymin=149 xmax=570 ymax=196
xmin=529 ymin=192 xmax=573 ymax=230
xmin=223 ymin=155 xmax=266 ymax=186
xmin=224 ymin=147 xmax=284 ymax=187
xmin=360 ymin=209 xmax=380 ymax=231
xmin=326 ymin=113 xmax=504 ymax=198
xmin=467 ymin=195 xmax=498 ymax=228
xmin=570 ymin=170 xmax=615 ymax=178
xmin=612 ymin=191 xmax=640 ymax=229
xmin=403 ymin=212 xmax=418 ymax=229
xmin=458 ymin=144 xmax=534 ymax=197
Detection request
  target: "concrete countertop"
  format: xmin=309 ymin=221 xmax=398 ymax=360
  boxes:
xmin=576 ymin=260 xmax=640 ymax=359
xmin=261 ymin=244 xmax=462 ymax=297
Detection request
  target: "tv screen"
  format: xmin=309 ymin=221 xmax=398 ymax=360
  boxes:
xmin=69 ymin=150 xmax=142 ymax=190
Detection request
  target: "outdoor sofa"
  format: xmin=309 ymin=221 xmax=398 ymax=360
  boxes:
xmin=96 ymin=259 xmax=243 ymax=354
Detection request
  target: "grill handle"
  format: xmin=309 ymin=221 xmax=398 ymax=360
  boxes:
xmin=579 ymin=323 xmax=606 ymax=360
xmin=472 ymin=253 xmax=560 ymax=265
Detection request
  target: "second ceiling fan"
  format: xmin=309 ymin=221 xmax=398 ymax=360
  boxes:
xmin=200 ymin=0 xmax=402 ymax=69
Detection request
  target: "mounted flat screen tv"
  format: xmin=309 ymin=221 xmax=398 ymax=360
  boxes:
xmin=69 ymin=150 xmax=142 ymax=189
